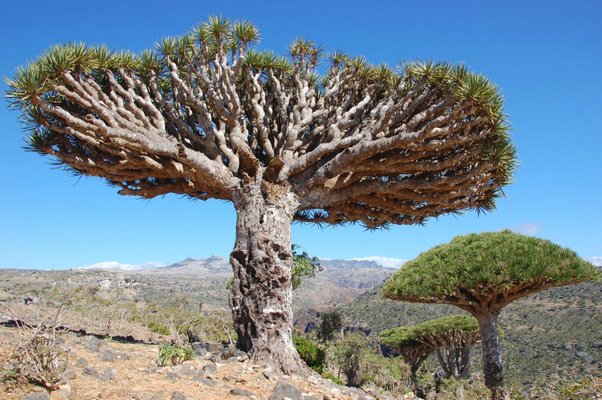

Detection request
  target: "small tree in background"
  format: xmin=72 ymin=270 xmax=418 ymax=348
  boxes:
xmin=380 ymin=325 xmax=433 ymax=398
xmin=411 ymin=314 xmax=480 ymax=380
xmin=316 ymin=310 xmax=343 ymax=343
xmin=382 ymin=231 xmax=601 ymax=399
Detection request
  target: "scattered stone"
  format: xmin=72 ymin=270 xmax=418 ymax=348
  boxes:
xmin=172 ymin=364 xmax=194 ymax=376
xmin=100 ymin=348 xmax=114 ymax=362
xmin=230 ymin=387 xmax=257 ymax=397
xmin=21 ymin=296 xmax=41 ymax=305
xmin=75 ymin=357 xmax=88 ymax=367
xmin=115 ymin=351 xmax=130 ymax=360
xmin=61 ymin=368 xmax=76 ymax=380
xmin=170 ymin=391 xmax=187 ymax=400
xmin=66 ymin=332 xmax=80 ymax=343
xmin=234 ymin=349 xmax=248 ymax=358
xmin=83 ymin=336 xmax=102 ymax=352
xmin=164 ymin=371 xmax=179 ymax=381
xmin=53 ymin=384 xmax=72 ymax=400
xmin=196 ymin=375 xmax=218 ymax=387
xmin=100 ymin=367 xmax=116 ymax=381
xmin=269 ymin=380 xmax=303 ymax=400
xmin=83 ymin=365 xmax=99 ymax=377
xmin=262 ymin=370 xmax=274 ymax=381
xmin=191 ymin=342 xmax=208 ymax=357
xmin=227 ymin=356 xmax=239 ymax=363
xmin=21 ymin=392 xmax=49 ymax=400
xmin=130 ymin=391 xmax=166 ymax=400
xmin=576 ymin=351 xmax=593 ymax=363
xmin=202 ymin=363 xmax=217 ymax=374
xmin=192 ymin=370 xmax=205 ymax=380
xmin=148 ymin=366 xmax=162 ymax=374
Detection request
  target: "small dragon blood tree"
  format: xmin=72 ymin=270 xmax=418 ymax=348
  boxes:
xmin=381 ymin=314 xmax=480 ymax=397
xmin=382 ymin=231 xmax=600 ymax=399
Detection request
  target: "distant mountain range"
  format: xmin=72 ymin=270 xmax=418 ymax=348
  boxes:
xmin=78 ymin=255 xmax=406 ymax=272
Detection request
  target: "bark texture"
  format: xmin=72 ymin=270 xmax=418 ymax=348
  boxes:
xmin=477 ymin=313 xmax=509 ymax=400
xmin=228 ymin=178 xmax=306 ymax=373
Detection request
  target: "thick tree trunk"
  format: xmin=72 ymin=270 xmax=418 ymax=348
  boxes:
xmin=477 ymin=313 xmax=509 ymax=400
xmin=228 ymin=180 xmax=307 ymax=374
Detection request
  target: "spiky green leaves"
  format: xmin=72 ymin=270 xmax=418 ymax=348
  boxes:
xmin=382 ymin=231 xmax=600 ymax=306
xmin=191 ymin=16 xmax=260 ymax=55
xmin=243 ymin=50 xmax=293 ymax=73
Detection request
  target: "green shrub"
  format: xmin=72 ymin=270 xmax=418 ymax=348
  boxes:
xmin=293 ymin=334 xmax=325 ymax=373
xmin=147 ymin=321 xmax=170 ymax=336
xmin=158 ymin=344 xmax=193 ymax=366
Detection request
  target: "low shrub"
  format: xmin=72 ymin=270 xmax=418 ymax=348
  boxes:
xmin=158 ymin=343 xmax=194 ymax=366
xmin=293 ymin=334 xmax=325 ymax=373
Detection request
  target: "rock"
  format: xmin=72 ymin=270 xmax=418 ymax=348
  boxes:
xmin=170 ymin=391 xmax=187 ymax=400
xmin=100 ymin=348 xmax=114 ymax=362
xmin=100 ymin=367 xmax=116 ymax=381
xmin=196 ymin=375 xmax=218 ymax=387
xmin=75 ymin=357 xmax=88 ymax=367
xmin=22 ymin=392 xmax=50 ymax=400
xmin=576 ymin=351 xmax=593 ymax=363
xmin=164 ymin=371 xmax=179 ymax=381
xmin=83 ymin=365 xmax=99 ymax=377
xmin=192 ymin=342 xmax=208 ymax=357
xmin=269 ymin=380 xmax=303 ymax=400
xmin=61 ymin=368 xmax=76 ymax=380
xmin=262 ymin=370 xmax=274 ymax=381
xmin=202 ymin=363 xmax=217 ymax=374
xmin=172 ymin=364 xmax=193 ymax=376
xmin=83 ymin=336 xmax=102 ymax=352
xmin=227 ymin=356 xmax=239 ymax=363
xmin=234 ymin=349 xmax=248 ymax=358
xmin=53 ymin=384 xmax=71 ymax=400
xmin=230 ymin=387 xmax=257 ymax=397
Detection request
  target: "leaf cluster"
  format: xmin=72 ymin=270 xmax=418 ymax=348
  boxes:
xmin=382 ymin=231 xmax=600 ymax=303
xmin=380 ymin=314 xmax=478 ymax=351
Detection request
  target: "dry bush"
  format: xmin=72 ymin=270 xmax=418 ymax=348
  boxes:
xmin=1 ymin=304 xmax=70 ymax=391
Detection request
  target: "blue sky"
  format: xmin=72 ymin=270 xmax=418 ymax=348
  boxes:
xmin=0 ymin=0 xmax=600 ymax=269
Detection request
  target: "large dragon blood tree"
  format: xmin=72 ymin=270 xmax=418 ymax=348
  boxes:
xmin=382 ymin=231 xmax=600 ymax=399
xmin=6 ymin=17 xmax=515 ymax=373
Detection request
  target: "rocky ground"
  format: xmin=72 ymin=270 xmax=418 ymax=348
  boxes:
xmin=0 ymin=326 xmax=399 ymax=400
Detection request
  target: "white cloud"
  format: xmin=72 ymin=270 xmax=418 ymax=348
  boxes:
xmin=350 ymin=256 xmax=407 ymax=269
xmin=589 ymin=257 xmax=602 ymax=267
xmin=511 ymin=222 xmax=542 ymax=236
xmin=78 ymin=261 xmax=165 ymax=271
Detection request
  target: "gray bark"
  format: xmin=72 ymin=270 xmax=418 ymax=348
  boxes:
xmin=477 ymin=313 xmax=509 ymax=400
xmin=228 ymin=178 xmax=306 ymax=374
